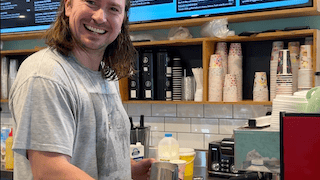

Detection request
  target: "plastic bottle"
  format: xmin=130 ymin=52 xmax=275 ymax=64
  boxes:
xmin=5 ymin=128 xmax=14 ymax=170
xmin=158 ymin=133 xmax=179 ymax=162
xmin=130 ymin=142 xmax=144 ymax=162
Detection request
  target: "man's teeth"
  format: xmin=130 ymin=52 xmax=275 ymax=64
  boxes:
xmin=85 ymin=25 xmax=106 ymax=34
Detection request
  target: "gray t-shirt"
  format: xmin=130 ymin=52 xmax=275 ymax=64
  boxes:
xmin=9 ymin=48 xmax=131 ymax=180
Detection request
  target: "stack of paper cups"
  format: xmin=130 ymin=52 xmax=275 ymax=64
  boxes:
xmin=215 ymin=42 xmax=228 ymax=83
xmin=208 ymin=54 xmax=223 ymax=101
xmin=270 ymin=41 xmax=284 ymax=101
xmin=223 ymin=74 xmax=237 ymax=102
xmin=276 ymin=50 xmax=293 ymax=96
xmin=253 ymin=72 xmax=268 ymax=101
xmin=228 ymin=43 xmax=242 ymax=101
xmin=1 ymin=57 xmax=8 ymax=99
xmin=192 ymin=68 xmax=203 ymax=102
xmin=8 ymin=59 xmax=18 ymax=92
xmin=298 ymin=45 xmax=313 ymax=90
xmin=288 ymin=42 xmax=300 ymax=93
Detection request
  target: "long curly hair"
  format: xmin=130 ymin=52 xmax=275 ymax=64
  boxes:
xmin=44 ymin=0 xmax=137 ymax=80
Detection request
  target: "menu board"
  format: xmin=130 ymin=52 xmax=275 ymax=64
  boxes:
xmin=0 ymin=0 xmax=313 ymax=34
xmin=1 ymin=0 xmax=60 ymax=34
xmin=129 ymin=0 xmax=311 ymax=23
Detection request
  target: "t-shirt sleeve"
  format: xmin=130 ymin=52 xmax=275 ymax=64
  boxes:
xmin=9 ymin=76 xmax=77 ymax=157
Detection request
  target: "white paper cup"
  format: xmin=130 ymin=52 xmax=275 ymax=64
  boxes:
xmin=210 ymin=54 xmax=223 ymax=68
xmin=229 ymin=43 xmax=242 ymax=56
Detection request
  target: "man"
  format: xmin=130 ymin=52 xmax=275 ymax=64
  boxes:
xmin=9 ymin=0 xmax=155 ymax=179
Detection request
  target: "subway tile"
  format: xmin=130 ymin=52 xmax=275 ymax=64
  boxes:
xmin=204 ymin=104 xmax=233 ymax=118
xmin=145 ymin=117 xmax=165 ymax=131
xmin=0 ymin=112 xmax=12 ymax=125
xmin=152 ymin=104 xmax=176 ymax=117
xmin=177 ymin=133 xmax=204 ymax=149
xmin=1 ymin=102 xmax=10 ymax=113
xmin=150 ymin=131 xmax=177 ymax=147
xmin=127 ymin=103 xmax=151 ymax=116
xmin=204 ymin=134 xmax=233 ymax=150
xmin=165 ymin=117 xmax=190 ymax=132
xmin=219 ymin=119 xmax=247 ymax=135
xmin=233 ymin=105 xmax=271 ymax=119
xmin=191 ymin=118 xmax=218 ymax=134
xmin=122 ymin=103 xmax=128 ymax=113
xmin=177 ymin=104 xmax=203 ymax=118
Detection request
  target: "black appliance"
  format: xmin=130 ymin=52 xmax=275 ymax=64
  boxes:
xmin=208 ymin=138 xmax=244 ymax=177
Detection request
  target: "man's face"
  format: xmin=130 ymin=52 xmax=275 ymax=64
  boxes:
xmin=65 ymin=0 xmax=125 ymax=51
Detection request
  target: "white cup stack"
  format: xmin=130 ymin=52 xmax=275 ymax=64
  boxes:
xmin=1 ymin=57 xmax=8 ymax=99
xmin=228 ymin=43 xmax=242 ymax=101
xmin=288 ymin=42 xmax=300 ymax=93
xmin=298 ymin=45 xmax=313 ymax=91
xmin=253 ymin=72 xmax=268 ymax=101
xmin=208 ymin=54 xmax=224 ymax=102
xmin=276 ymin=50 xmax=293 ymax=96
xmin=223 ymin=74 xmax=238 ymax=102
xmin=215 ymin=42 xmax=228 ymax=81
xmin=270 ymin=41 xmax=284 ymax=101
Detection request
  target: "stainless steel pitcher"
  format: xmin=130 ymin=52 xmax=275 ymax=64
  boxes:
xmin=150 ymin=162 xmax=179 ymax=180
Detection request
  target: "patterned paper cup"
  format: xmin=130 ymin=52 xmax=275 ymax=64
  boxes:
xmin=229 ymin=43 xmax=242 ymax=56
xmin=254 ymin=72 xmax=268 ymax=91
xmin=215 ymin=42 xmax=228 ymax=56
xmin=253 ymin=89 xmax=269 ymax=101
xmin=210 ymin=54 xmax=223 ymax=68
xmin=277 ymin=50 xmax=292 ymax=75
xmin=298 ymin=69 xmax=313 ymax=89
xmin=208 ymin=67 xmax=223 ymax=102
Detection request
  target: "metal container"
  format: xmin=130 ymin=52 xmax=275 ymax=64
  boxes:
xmin=150 ymin=162 xmax=179 ymax=180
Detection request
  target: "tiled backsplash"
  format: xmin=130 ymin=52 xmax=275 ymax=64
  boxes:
xmin=0 ymin=102 xmax=272 ymax=150
xmin=124 ymin=103 xmax=272 ymax=150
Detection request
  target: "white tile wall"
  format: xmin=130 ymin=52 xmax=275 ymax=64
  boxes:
xmin=127 ymin=103 xmax=152 ymax=116
xmin=177 ymin=104 xmax=203 ymax=117
xmin=219 ymin=119 xmax=247 ymax=134
xmin=204 ymin=104 xmax=233 ymax=118
xmin=165 ymin=117 xmax=191 ymax=132
xmin=191 ymin=118 xmax=218 ymax=134
xmin=123 ymin=103 xmax=271 ymax=150
xmin=177 ymin=133 xmax=204 ymax=149
xmin=1 ymin=100 xmax=271 ymax=150
xmin=152 ymin=104 xmax=176 ymax=117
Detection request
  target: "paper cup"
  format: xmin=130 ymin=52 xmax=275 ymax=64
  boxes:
xmin=208 ymin=67 xmax=223 ymax=102
xmin=170 ymin=160 xmax=187 ymax=180
xmin=210 ymin=54 xmax=223 ymax=68
xmin=253 ymin=72 xmax=268 ymax=91
xmin=253 ymin=89 xmax=269 ymax=101
xmin=229 ymin=43 xmax=242 ymax=56
xmin=215 ymin=42 xmax=228 ymax=56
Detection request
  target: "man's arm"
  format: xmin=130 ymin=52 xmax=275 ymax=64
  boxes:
xmin=27 ymin=150 xmax=95 ymax=180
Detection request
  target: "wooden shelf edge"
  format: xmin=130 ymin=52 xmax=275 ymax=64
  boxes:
xmin=0 ymin=47 xmax=46 ymax=56
xmin=1 ymin=99 xmax=9 ymax=103
xmin=122 ymin=100 xmax=272 ymax=105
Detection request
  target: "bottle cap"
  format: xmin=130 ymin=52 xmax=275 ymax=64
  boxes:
xmin=136 ymin=142 xmax=142 ymax=146
xmin=8 ymin=128 xmax=13 ymax=137
xmin=165 ymin=133 xmax=172 ymax=137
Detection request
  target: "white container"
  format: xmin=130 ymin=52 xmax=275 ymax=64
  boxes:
xmin=130 ymin=142 xmax=144 ymax=162
xmin=158 ymin=133 xmax=179 ymax=162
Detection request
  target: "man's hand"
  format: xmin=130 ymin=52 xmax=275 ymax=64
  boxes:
xmin=131 ymin=158 xmax=157 ymax=180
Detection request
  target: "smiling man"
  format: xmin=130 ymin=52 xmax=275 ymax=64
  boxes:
xmin=9 ymin=0 xmax=155 ymax=179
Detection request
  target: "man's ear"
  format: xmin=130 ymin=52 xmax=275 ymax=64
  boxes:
xmin=65 ymin=0 xmax=72 ymax=17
